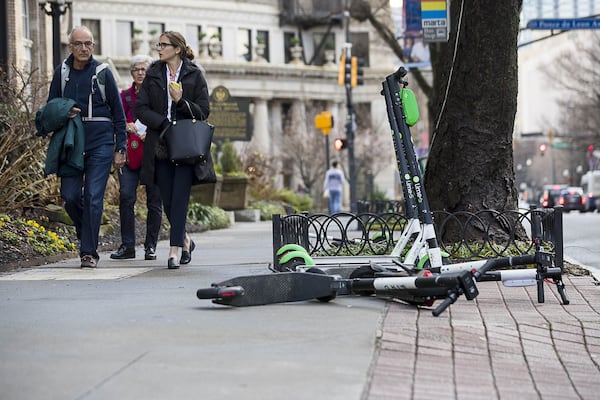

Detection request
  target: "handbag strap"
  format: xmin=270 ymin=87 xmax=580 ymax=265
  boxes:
xmin=172 ymin=99 xmax=196 ymax=124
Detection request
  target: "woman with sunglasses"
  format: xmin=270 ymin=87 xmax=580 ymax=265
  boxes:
xmin=135 ymin=31 xmax=210 ymax=269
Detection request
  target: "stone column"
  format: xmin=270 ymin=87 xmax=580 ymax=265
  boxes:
xmin=270 ymin=101 xmax=284 ymax=188
xmin=251 ymin=98 xmax=270 ymax=156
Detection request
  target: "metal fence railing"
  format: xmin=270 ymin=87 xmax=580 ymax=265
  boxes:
xmin=272 ymin=207 xmax=564 ymax=270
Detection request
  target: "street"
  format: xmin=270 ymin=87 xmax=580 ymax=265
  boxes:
xmin=562 ymin=210 xmax=600 ymax=276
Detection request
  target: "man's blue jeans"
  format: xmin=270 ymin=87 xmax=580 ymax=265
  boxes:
xmin=117 ymin=165 xmax=162 ymax=250
xmin=328 ymin=188 xmax=342 ymax=214
xmin=60 ymin=144 xmax=113 ymax=258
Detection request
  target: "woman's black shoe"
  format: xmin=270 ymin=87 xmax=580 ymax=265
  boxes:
xmin=110 ymin=245 xmax=135 ymax=260
xmin=180 ymin=240 xmax=195 ymax=265
xmin=168 ymin=257 xmax=180 ymax=269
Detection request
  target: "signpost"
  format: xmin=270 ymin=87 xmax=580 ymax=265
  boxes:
xmin=421 ymin=0 xmax=449 ymax=43
xmin=526 ymin=18 xmax=600 ymax=30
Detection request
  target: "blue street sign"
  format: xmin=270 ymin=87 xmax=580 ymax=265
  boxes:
xmin=526 ymin=18 xmax=600 ymax=30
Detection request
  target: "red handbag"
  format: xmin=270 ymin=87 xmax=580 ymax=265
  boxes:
xmin=127 ymin=133 xmax=144 ymax=170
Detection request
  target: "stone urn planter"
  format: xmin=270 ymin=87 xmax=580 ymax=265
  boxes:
xmin=289 ymin=45 xmax=304 ymax=64
xmin=323 ymin=49 xmax=335 ymax=67
xmin=198 ymin=38 xmax=210 ymax=61
xmin=254 ymin=43 xmax=267 ymax=63
xmin=218 ymin=175 xmax=249 ymax=210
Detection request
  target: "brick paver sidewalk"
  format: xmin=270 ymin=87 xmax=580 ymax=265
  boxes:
xmin=366 ymin=275 xmax=600 ymax=400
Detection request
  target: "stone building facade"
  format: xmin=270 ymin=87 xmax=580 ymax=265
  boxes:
xmin=10 ymin=0 xmax=401 ymax=205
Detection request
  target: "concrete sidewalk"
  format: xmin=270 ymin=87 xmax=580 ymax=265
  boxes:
xmin=1 ymin=220 xmax=599 ymax=399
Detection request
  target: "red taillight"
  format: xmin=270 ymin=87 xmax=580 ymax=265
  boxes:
xmin=582 ymin=197 xmax=587 ymax=205
xmin=559 ymin=197 xmax=565 ymax=205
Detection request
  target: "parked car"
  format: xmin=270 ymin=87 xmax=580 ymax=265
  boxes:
xmin=540 ymin=184 xmax=567 ymax=208
xmin=558 ymin=186 xmax=585 ymax=212
xmin=581 ymin=170 xmax=600 ymax=212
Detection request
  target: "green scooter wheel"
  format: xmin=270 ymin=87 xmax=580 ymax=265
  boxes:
xmin=278 ymin=250 xmax=315 ymax=272
xmin=276 ymin=244 xmax=309 ymax=258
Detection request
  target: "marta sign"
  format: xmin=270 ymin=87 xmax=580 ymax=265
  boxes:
xmin=526 ymin=18 xmax=600 ymax=30
xmin=421 ymin=0 xmax=449 ymax=43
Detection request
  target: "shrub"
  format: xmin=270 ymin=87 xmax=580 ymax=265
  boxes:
xmin=187 ymin=203 xmax=231 ymax=230
xmin=219 ymin=139 xmax=244 ymax=176
xmin=0 ymin=65 xmax=62 ymax=211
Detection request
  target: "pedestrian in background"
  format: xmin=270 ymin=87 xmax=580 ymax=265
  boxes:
xmin=45 ymin=26 xmax=126 ymax=268
xmin=323 ymin=161 xmax=345 ymax=215
xmin=110 ymin=55 xmax=163 ymax=261
xmin=135 ymin=31 xmax=210 ymax=269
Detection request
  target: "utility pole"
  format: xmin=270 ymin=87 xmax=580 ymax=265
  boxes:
xmin=39 ymin=0 xmax=72 ymax=68
xmin=343 ymin=5 xmax=357 ymax=213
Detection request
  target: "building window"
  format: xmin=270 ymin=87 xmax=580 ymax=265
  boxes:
xmin=185 ymin=24 xmax=200 ymax=53
xmin=148 ymin=22 xmax=164 ymax=40
xmin=237 ymin=28 xmax=251 ymax=61
xmin=283 ymin=32 xmax=296 ymax=63
xmin=256 ymin=30 xmax=269 ymax=62
xmin=115 ymin=21 xmax=132 ymax=57
xmin=350 ymin=32 xmax=369 ymax=66
xmin=82 ymin=19 xmax=101 ymax=55
xmin=313 ymin=0 xmax=342 ymax=13
xmin=312 ymin=32 xmax=335 ymax=66
xmin=22 ymin=0 xmax=30 ymax=39
xmin=206 ymin=25 xmax=221 ymax=41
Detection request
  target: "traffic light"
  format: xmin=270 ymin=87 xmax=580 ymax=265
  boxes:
xmin=539 ymin=143 xmax=547 ymax=156
xmin=350 ymin=57 xmax=365 ymax=87
xmin=334 ymin=138 xmax=347 ymax=150
xmin=338 ymin=53 xmax=352 ymax=86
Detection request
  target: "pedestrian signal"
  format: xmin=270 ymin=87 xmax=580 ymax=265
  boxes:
xmin=334 ymin=138 xmax=347 ymax=150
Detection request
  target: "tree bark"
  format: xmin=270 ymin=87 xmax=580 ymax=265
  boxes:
xmin=422 ymin=0 xmax=525 ymax=242
xmin=425 ymin=0 xmax=522 ymax=216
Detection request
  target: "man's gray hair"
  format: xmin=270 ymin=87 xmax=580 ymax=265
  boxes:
xmin=130 ymin=55 xmax=154 ymax=69
xmin=68 ymin=26 xmax=94 ymax=42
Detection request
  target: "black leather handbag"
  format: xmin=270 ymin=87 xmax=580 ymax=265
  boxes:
xmin=163 ymin=100 xmax=214 ymax=165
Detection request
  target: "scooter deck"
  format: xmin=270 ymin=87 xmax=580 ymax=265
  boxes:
xmin=213 ymin=272 xmax=337 ymax=306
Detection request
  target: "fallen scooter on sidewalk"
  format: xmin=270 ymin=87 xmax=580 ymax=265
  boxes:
xmin=196 ymin=248 xmax=555 ymax=317
xmin=196 ymin=67 xmax=569 ymax=316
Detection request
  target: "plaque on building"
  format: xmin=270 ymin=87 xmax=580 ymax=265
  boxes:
xmin=207 ymin=85 xmax=253 ymax=141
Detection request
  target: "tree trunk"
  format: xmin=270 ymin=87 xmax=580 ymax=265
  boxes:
xmin=425 ymin=0 xmax=521 ymax=214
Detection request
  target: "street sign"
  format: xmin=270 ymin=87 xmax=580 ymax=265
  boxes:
xmin=526 ymin=18 xmax=600 ymax=30
xmin=421 ymin=0 xmax=449 ymax=43
xmin=552 ymin=142 xmax=572 ymax=149
xmin=315 ymin=111 xmax=333 ymax=135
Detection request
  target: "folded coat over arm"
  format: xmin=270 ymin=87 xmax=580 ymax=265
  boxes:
xmin=35 ymin=97 xmax=85 ymax=177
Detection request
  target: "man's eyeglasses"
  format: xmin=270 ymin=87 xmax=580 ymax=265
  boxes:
xmin=155 ymin=42 xmax=174 ymax=50
xmin=131 ymin=68 xmax=146 ymax=74
xmin=70 ymin=41 xmax=95 ymax=49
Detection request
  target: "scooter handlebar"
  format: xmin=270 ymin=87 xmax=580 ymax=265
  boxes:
xmin=394 ymin=66 xmax=408 ymax=79
xmin=432 ymin=291 xmax=458 ymax=317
